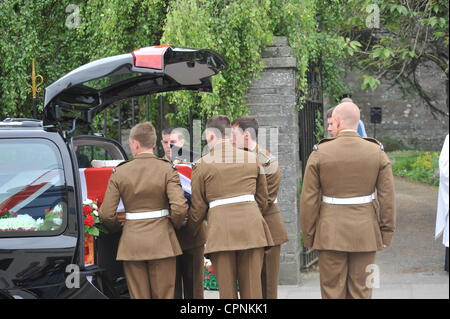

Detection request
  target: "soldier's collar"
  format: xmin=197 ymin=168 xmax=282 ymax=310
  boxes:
xmin=135 ymin=152 xmax=157 ymax=158
xmin=337 ymin=130 xmax=359 ymax=137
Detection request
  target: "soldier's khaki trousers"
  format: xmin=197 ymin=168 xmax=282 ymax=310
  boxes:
xmin=318 ymin=250 xmax=377 ymax=299
xmin=123 ymin=257 xmax=176 ymax=299
xmin=261 ymin=245 xmax=281 ymax=299
xmin=175 ymin=245 xmax=205 ymax=299
xmin=210 ymin=248 xmax=265 ymax=299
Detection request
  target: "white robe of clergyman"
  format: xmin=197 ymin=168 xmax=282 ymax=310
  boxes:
xmin=435 ymin=134 xmax=449 ymax=248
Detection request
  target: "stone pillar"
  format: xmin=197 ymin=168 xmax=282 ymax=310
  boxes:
xmin=246 ymin=36 xmax=302 ymax=285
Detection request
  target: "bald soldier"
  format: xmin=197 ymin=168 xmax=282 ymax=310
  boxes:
xmin=188 ymin=115 xmax=274 ymax=299
xmin=300 ymin=102 xmax=396 ymax=299
xmin=160 ymin=128 xmax=206 ymax=299
xmin=100 ymin=122 xmax=188 ymax=299
xmin=231 ymin=116 xmax=288 ymax=299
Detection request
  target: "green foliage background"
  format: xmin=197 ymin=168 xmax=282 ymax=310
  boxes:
xmin=1 ymin=0 xmax=448 ymax=125
xmin=389 ymin=150 xmax=440 ymax=186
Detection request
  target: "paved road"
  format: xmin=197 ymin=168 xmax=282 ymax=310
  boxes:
xmin=205 ymin=177 xmax=449 ymax=299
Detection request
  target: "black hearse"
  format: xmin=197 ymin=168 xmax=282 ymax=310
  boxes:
xmin=0 ymin=46 xmax=226 ymax=299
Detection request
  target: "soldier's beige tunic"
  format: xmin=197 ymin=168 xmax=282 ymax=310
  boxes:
xmin=168 ymin=156 xmax=207 ymax=300
xmin=99 ymin=152 xmax=188 ymax=299
xmin=254 ymin=146 xmax=288 ymax=299
xmin=300 ymin=131 xmax=396 ymax=299
xmin=188 ymin=141 xmax=274 ymax=299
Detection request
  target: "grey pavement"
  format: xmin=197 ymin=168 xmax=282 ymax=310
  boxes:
xmin=205 ymin=177 xmax=449 ymax=299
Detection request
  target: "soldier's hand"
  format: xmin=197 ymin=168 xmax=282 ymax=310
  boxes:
xmin=117 ymin=212 xmax=126 ymax=224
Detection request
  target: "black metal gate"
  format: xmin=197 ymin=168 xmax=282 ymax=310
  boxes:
xmin=97 ymin=96 xmax=197 ymax=157
xmin=298 ymin=63 xmax=324 ymax=270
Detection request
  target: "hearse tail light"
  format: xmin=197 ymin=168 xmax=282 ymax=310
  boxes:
xmin=131 ymin=45 xmax=171 ymax=70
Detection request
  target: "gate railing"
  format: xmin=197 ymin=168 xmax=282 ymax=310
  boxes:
xmin=298 ymin=63 xmax=324 ymax=270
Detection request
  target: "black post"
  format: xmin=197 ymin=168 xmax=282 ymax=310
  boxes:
xmin=103 ymin=110 xmax=107 ymax=136
xmin=189 ymin=106 xmax=194 ymax=156
xmin=131 ymin=98 xmax=136 ymax=127
xmin=159 ymin=96 xmax=164 ymax=130
xmin=146 ymin=95 xmax=150 ymax=121
xmin=118 ymin=104 xmax=122 ymax=145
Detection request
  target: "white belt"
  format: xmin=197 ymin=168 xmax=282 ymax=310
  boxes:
xmin=209 ymin=195 xmax=255 ymax=209
xmin=322 ymin=193 xmax=376 ymax=205
xmin=125 ymin=209 xmax=169 ymax=220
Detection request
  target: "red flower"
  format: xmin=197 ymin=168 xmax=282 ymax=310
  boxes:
xmin=83 ymin=205 xmax=93 ymax=216
xmin=84 ymin=215 xmax=95 ymax=227
xmin=12 ymin=212 xmax=18 ymax=217
xmin=44 ymin=209 xmax=52 ymax=214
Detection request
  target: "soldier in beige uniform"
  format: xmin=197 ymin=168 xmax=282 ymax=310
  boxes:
xmin=100 ymin=122 xmax=188 ymax=299
xmin=300 ymin=102 xmax=396 ymax=299
xmin=160 ymin=127 xmax=206 ymax=299
xmin=188 ymin=115 xmax=274 ymax=299
xmin=231 ymin=116 xmax=288 ymax=299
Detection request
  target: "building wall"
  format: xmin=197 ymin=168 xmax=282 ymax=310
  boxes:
xmin=340 ymin=64 xmax=449 ymax=151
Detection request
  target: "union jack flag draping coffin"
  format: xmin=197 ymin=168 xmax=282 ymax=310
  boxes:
xmin=0 ymin=170 xmax=61 ymax=213
xmin=78 ymin=168 xmax=125 ymax=211
xmin=78 ymin=164 xmax=193 ymax=211
xmin=0 ymin=170 xmax=63 ymax=231
xmin=174 ymin=163 xmax=193 ymax=201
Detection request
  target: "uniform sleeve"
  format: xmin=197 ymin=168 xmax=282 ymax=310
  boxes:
xmin=166 ymin=168 xmax=189 ymax=230
xmin=264 ymin=160 xmax=281 ymax=208
xmin=255 ymin=162 xmax=268 ymax=214
xmin=99 ymin=172 xmax=121 ymax=229
xmin=299 ymin=151 xmax=321 ymax=249
xmin=186 ymin=164 xmax=208 ymax=236
xmin=376 ymin=152 xmax=396 ymax=246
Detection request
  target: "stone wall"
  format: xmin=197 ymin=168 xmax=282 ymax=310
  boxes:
xmin=339 ymin=64 xmax=449 ymax=151
xmin=246 ymin=36 xmax=302 ymax=285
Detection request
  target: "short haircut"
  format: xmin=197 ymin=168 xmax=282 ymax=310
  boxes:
xmin=129 ymin=122 xmax=156 ymax=149
xmin=162 ymin=127 xmax=185 ymax=139
xmin=341 ymin=97 xmax=353 ymax=103
xmin=162 ymin=127 xmax=174 ymax=136
xmin=326 ymin=107 xmax=335 ymax=119
xmin=206 ymin=115 xmax=231 ymax=138
xmin=231 ymin=116 xmax=259 ymax=140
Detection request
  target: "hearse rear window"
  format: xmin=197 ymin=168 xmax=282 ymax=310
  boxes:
xmin=0 ymin=139 xmax=67 ymax=236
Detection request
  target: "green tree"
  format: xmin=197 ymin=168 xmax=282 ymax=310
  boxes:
xmin=1 ymin=0 xmax=446 ymax=124
xmin=328 ymin=0 xmax=449 ymax=117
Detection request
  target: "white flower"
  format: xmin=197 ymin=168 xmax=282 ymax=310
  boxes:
xmin=93 ymin=210 xmax=99 ymax=217
xmin=204 ymin=258 xmax=212 ymax=267
xmin=0 ymin=214 xmax=40 ymax=231
xmin=52 ymin=204 xmax=63 ymax=213
xmin=53 ymin=217 xmax=63 ymax=226
xmin=92 ymin=204 xmax=98 ymax=210
xmin=83 ymin=199 xmax=93 ymax=205
xmin=36 ymin=218 xmax=44 ymax=227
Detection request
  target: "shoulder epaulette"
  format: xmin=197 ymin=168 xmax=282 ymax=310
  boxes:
xmin=113 ymin=160 xmax=131 ymax=173
xmin=157 ymin=157 xmax=171 ymax=164
xmin=116 ymin=160 xmax=131 ymax=167
xmin=313 ymin=137 xmax=335 ymax=151
xmin=363 ymin=137 xmax=384 ymax=151
xmin=258 ymin=151 xmax=277 ymax=166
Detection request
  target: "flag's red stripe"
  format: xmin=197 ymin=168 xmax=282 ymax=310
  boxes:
xmin=175 ymin=165 xmax=192 ymax=179
xmin=84 ymin=168 xmax=114 ymax=204
xmin=0 ymin=183 xmax=47 ymax=212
